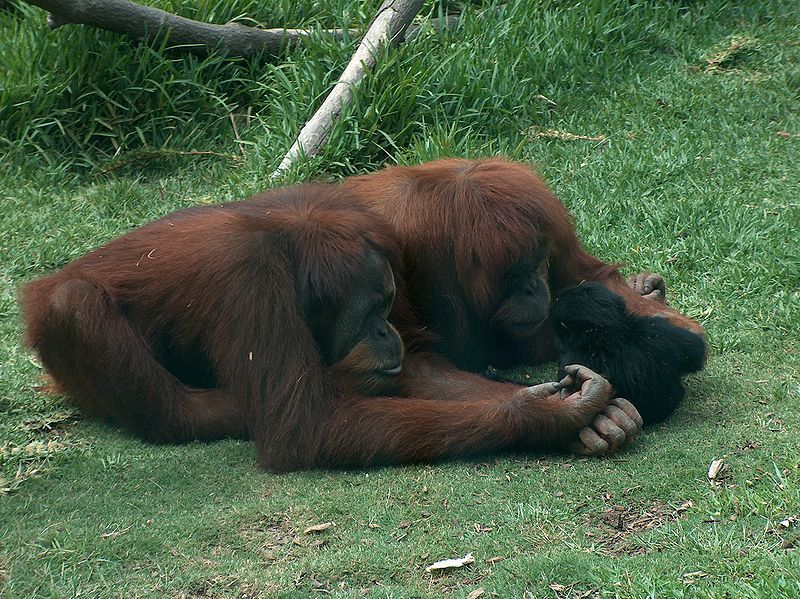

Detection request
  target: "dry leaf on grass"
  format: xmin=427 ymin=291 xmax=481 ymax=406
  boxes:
xmin=707 ymin=458 xmax=727 ymax=481
xmin=304 ymin=522 xmax=335 ymax=534
xmin=100 ymin=526 xmax=132 ymax=539
xmin=424 ymin=553 xmax=474 ymax=573
xmin=549 ymin=582 xmax=598 ymax=598
xmin=682 ymin=571 xmax=708 ymax=584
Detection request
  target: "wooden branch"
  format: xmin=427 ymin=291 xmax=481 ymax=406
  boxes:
xmin=272 ymin=0 xmax=424 ymax=178
xmin=22 ymin=0 xmax=356 ymax=58
xmin=21 ymin=0 xmax=465 ymax=59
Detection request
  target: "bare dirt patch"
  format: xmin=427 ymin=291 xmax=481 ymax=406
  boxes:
xmin=585 ymin=500 xmax=693 ymax=555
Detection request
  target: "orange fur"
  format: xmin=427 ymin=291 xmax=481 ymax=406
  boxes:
xmin=344 ymin=157 xmax=704 ymax=371
xmin=21 ymin=182 xmax=615 ymax=470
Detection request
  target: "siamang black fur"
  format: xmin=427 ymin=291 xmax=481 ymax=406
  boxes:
xmin=550 ymin=283 xmax=706 ymax=424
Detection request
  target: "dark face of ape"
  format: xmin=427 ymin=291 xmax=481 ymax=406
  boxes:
xmin=311 ymin=250 xmax=404 ymax=380
xmin=493 ymin=243 xmax=551 ymax=339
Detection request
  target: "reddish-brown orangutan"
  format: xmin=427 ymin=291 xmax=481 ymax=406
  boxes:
xmin=343 ymin=158 xmax=706 ymax=423
xmin=21 ymin=183 xmax=642 ymax=470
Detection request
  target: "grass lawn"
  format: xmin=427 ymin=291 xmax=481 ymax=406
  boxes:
xmin=1 ymin=0 xmax=799 ymax=596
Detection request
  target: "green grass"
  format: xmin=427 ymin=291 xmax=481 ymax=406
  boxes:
xmin=1 ymin=0 xmax=799 ymax=596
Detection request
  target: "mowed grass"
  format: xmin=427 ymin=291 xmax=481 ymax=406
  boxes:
xmin=1 ymin=0 xmax=799 ymax=596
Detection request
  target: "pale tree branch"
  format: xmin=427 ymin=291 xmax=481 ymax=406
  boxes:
xmin=19 ymin=0 xmax=469 ymax=173
xmin=271 ymin=0 xmax=424 ymax=178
